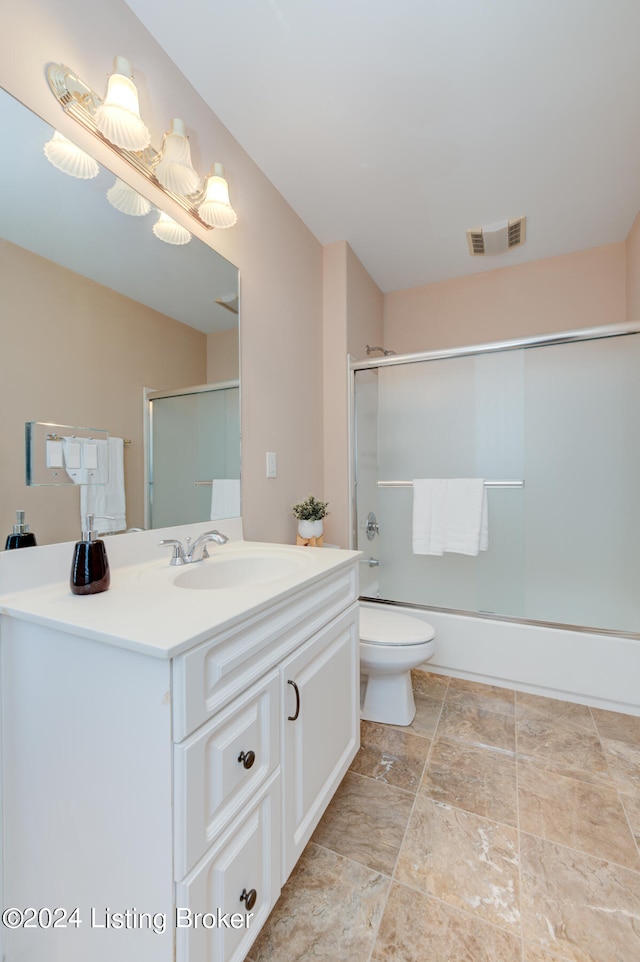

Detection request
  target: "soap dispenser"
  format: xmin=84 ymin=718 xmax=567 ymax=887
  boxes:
xmin=5 ymin=510 xmax=37 ymax=550
xmin=70 ymin=514 xmax=110 ymax=595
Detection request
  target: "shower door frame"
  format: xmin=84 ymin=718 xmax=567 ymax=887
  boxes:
xmin=349 ymin=321 xmax=640 ymax=640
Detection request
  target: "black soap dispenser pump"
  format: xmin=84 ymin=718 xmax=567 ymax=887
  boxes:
xmin=5 ymin=510 xmax=37 ymax=550
xmin=70 ymin=514 xmax=110 ymax=595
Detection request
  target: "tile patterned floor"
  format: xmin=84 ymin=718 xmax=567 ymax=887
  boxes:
xmin=247 ymin=672 xmax=640 ymax=962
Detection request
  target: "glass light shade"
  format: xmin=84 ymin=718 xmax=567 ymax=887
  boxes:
xmin=152 ymin=210 xmax=191 ymax=245
xmin=155 ymin=118 xmax=201 ymax=195
xmin=94 ymin=56 xmax=151 ymax=151
xmin=43 ymin=131 xmax=99 ymax=179
xmin=198 ymin=163 xmax=238 ymax=228
xmin=106 ymin=178 xmax=152 ymax=216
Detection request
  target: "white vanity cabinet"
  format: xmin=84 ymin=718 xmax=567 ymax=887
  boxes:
xmin=0 ymin=548 xmax=359 ymax=962
xmin=281 ymin=607 xmax=359 ymax=879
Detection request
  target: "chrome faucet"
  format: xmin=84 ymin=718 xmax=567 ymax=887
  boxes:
xmin=158 ymin=529 xmax=229 ymax=566
xmin=186 ymin=529 xmax=229 ymax=562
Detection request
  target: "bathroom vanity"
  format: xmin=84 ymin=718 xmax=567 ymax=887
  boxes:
xmin=0 ymin=522 xmax=360 ymax=961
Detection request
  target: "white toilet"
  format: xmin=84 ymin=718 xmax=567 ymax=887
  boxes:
xmin=359 ymin=605 xmax=436 ymax=726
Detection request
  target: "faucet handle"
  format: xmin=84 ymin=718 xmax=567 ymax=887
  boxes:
xmin=158 ymin=538 xmax=187 ymax=566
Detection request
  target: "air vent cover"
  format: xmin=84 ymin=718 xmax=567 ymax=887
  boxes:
xmin=467 ymin=216 xmax=526 ymax=256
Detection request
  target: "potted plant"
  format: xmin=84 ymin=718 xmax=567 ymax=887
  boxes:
xmin=292 ymin=494 xmax=329 ymax=543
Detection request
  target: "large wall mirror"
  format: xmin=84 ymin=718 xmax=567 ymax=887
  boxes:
xmin=0 ymin=86 xmax=240 ymax=547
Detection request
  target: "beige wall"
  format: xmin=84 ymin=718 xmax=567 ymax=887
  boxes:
xmin=0 ymin=240 xmax=205 ymax=545
xmin=625 ymin=209 xmax=640 ymax=320
xmin=1 ymin=0 xmax=324 ymax=545
xmin=383 ymin=243 xmax=626 ymax=353
xmin=322 ymin=241 xmax=383 ymax=547
xmin=206 ymin=328 xmax=240 ymax=383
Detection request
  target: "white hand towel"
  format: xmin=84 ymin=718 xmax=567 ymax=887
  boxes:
xmin=412 ymin=479 xmax=447 ymax=555
xmin=443 ymin=478 xmax=488 ymax=555
xmin=80 ymin=437 xmax=127 ymax=532
xmin=412 ymin=478 xmax=488 ymax=556
xmin=210 ymin=478 xmax=241 ymax=520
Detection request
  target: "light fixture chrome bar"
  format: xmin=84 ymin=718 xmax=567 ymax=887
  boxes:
xmin=377 ymin=479 xmax=524 ymax=488
xmin=46 ymin=63 xmax=213 ymax=230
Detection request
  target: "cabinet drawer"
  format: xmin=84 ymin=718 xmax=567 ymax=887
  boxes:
xmin=175 ymin=773 xmax=281 ymax=962
xmin=172 ymin=564 xmax=358 ymax=740
xmin=174 ymin=670 xmax=279 ymax=880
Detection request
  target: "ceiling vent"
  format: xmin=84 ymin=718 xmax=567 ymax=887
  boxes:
xmin=467 ymin=216 xmax=526 ymax=256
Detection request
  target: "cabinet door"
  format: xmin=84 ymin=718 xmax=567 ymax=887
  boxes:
xmin=175 ymin=773 xmax=280 ymax=962
xmin=281 ymin=604 xmax=359 ymax=880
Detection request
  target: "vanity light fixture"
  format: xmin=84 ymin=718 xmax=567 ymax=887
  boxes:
xmin=94 ymin=57 xmax=150 ymax=152
xmin=43 ymin=130 xmax=99 ymax=180
xmin=198 ymin=163 xmax=238 ymax=228
xmin=46 ymin=61 xmax=238 ymax=231
xmin=152 ymin=210 xmax=192 ymax=245
xmin=154 ymin=118 xmax=201 ymax=195
xmin=106 ymin=177 xmax=152 ymax=217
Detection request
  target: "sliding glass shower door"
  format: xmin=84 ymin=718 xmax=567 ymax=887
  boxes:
xmin=353 ymin=331 xmax=640 ymax=635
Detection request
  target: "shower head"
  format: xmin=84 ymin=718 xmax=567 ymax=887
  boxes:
xmin=365 ymin=345 xmax=396 ymax=356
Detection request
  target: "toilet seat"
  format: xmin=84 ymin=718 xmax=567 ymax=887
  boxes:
xmin=360 ymin=608 xmax=435 ymax=647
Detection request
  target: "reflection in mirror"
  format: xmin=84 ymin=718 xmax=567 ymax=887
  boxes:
xmin=147 ymin=381 xmax=240 ymax=528
xmin=0 ymin=87 xmax=240 ymax=547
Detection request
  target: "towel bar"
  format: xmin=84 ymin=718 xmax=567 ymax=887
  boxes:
xmin=377 ymin=480 xmax=524 ymax=488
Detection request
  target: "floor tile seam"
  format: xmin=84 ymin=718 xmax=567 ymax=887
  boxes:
xmin=387 ymin=752 xmax=434 ymax=886
xmin=515 ymin=750 xmax=616 ymax=788
xmin=433 ymin=730 xmax=518 ymax=759
xmin=516 ymin=690 xmax=599 ymax=737
xmin=433 ymin=731 xmax=516 ymax=756
xmin=588 ymin=705 xmax=637 ymax=755
xmin=517 ymin=827 xmax=640 ymax=879
xmin=364 ymin=870 xmax=395 ymax=962
xmin=596 ymin=731 xmax=640 ymax=779
xmin=442 ymin=697 xmax=518 ymax=726
xmin=414 ymin=785 xmax=519 ymax=831
xmin=413 ymin=696 xmax=442 ymax=796
xmin=305 ymin=841 xmax=393 ymax=962
xmin=388 ymin=720 xmax=433 ymax=741
xmin=419 ymin=792 xmax=521 ymax=836
xmin=615 ymin=785 xmax=640 ymax=863
xmin=515 ymin=755 xmax=640 ymax=874
xmin=348 ymin=764 xmax=422 ymax=798
xmin=515 ymin=716 xmax=600 ymax=739
xmin=516 ymin=750 xmax=625 ymax=795
xmin=422 ymin=689 xmax=446 ymax=754
xmin=382 ymin=875 xmax=525 ymax=943
xmin=308 ymin=840 xmax=395 ymax=885
xmin=623 ymin=813 xmax=640 ymax=865
xmin=444 ymin=696 xmax=517 ymax=720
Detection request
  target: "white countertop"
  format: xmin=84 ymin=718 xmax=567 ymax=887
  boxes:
xmin=0 ymin=536 xmax=360 ymax=659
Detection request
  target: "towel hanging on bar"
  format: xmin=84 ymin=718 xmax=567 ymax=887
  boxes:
xmin=412 ymin=478 xmax=489 ymax=556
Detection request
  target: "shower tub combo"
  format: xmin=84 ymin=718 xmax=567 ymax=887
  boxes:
xmin=351 ymin=323 xmax=640 ymax=715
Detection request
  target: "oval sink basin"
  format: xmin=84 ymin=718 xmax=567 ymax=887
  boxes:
xmin=173 ymin=552 xmax=308 ymax=590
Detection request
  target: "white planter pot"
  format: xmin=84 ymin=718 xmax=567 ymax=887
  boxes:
xmin=298 ymin=519 xmax=323 ymax=539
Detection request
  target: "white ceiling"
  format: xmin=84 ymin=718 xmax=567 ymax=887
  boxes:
xmin=124 ymin=0 xmax=640 ymax=294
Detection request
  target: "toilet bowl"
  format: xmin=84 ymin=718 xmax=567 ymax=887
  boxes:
xmin=360 ymin=606 xmax=435 ymax=726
